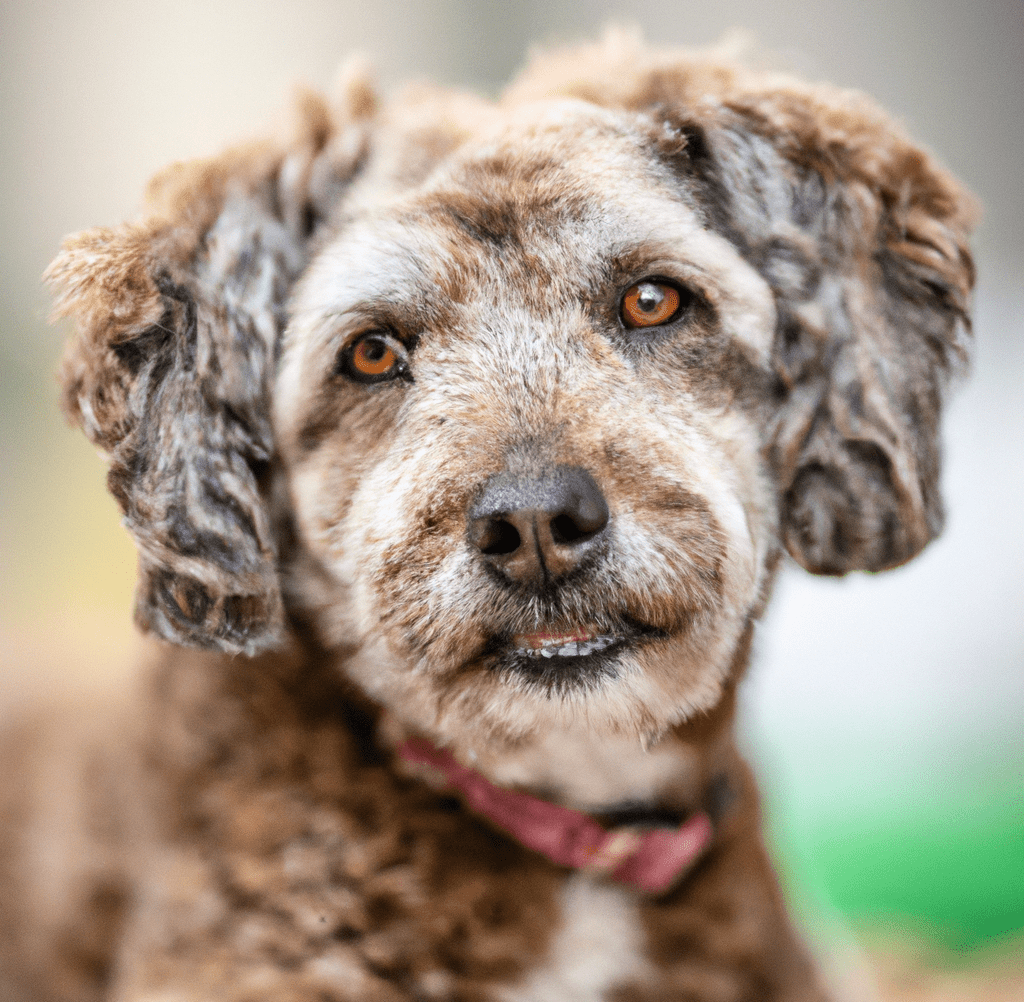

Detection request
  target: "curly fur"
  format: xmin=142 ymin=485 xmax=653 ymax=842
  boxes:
xmin=1 ymin=30 xmax=974 ymax=1002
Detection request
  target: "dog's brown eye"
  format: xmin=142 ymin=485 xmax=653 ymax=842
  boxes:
xmin=339 ymin=332 xmax=408 ymax=383
xmin=353 ymin=336 xmax=397 ymax=376
xmin=620 ymin=281 xmax=684 ymax=328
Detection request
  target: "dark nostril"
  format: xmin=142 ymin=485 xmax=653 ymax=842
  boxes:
xmin=551 ymin=489 xmax=609 ymax=544
xmin=476 ymin=519 xmax=521 ymax=555
xmin=550 ymin=513 xmax=586 ymax=545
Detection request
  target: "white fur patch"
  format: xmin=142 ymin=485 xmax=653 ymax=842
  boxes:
xmin=496 ymin=875 xmax=651 ymax=1002
xmin=476 ymin=725 xmax=697 ymax=812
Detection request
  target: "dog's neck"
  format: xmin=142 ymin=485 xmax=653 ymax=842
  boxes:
xmin=375 ymin=679 xmax=742 ymax=821
xmin=397 ymin=734 xmax=717 ymax=894
xmin=434 ymin=723 xmax=703 ymax=814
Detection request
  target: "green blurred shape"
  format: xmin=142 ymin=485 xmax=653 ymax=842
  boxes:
xmin=776 ymin=763 xmax=1024 ymax=952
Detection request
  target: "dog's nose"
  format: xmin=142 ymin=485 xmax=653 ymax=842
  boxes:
xmin=468 ymin=466 xmax=610 ymax=584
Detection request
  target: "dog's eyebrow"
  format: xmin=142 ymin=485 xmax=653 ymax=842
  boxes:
xmin=600 ymin=242 xmax=715 ymax=295
xmin=320 ymin=302 xmax=429 ymax=345
xmin=604 ymin=244 xmax=688 ymax=278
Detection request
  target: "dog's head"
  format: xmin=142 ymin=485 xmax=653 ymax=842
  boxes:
xmin=49 ymin=37 xmax=975 ymax=747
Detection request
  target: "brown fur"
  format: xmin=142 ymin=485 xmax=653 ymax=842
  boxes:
xmin=2 ymin=30 xmax=974 ymax=1001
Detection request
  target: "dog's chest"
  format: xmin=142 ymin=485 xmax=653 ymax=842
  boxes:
xmin=494 ymin=874 xmax=651 ymax=1002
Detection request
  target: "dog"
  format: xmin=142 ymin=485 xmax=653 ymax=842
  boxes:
xmin=1 ymin=31 xmax=975 ymax=1002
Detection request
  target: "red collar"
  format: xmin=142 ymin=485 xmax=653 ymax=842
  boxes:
xmin=399 ymin=737 xmax=713 ymax=894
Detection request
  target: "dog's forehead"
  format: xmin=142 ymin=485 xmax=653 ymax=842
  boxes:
xmin=437 ymin=97 xmax=665 ymax=195
xmin=300 ymin=105 xmax=681 ymax=302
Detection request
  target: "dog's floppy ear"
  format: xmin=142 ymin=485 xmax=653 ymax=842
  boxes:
xmin=691 ymin=99 xmax=975 ymax=574
xmin=509 ymin=33 xmax=977 ymax=574
xmin=46 ymin=70 xmax=377 ymax=654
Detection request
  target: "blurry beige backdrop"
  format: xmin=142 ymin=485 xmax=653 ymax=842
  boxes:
xmin=2 ymin=0 xmax=1022 ymax=965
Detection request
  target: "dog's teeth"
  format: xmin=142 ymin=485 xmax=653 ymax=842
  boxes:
xmin=513 ymin=632 xmax=621 ymax=660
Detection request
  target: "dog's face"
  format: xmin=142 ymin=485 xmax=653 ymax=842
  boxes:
xmin=275 ymin=101 xmax=779 ymax=745
xmin=48 ymin=40 xmax=975 ymax=752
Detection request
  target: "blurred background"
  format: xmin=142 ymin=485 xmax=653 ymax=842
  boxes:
xmin=2 ymin=0 xmax=1021 ymax=993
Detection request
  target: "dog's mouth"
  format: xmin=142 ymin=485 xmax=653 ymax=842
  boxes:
xmin=484 ymin=619 xmax=665 ymax=689
xmin=513 ymin=627 xmax=622 ymax=659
